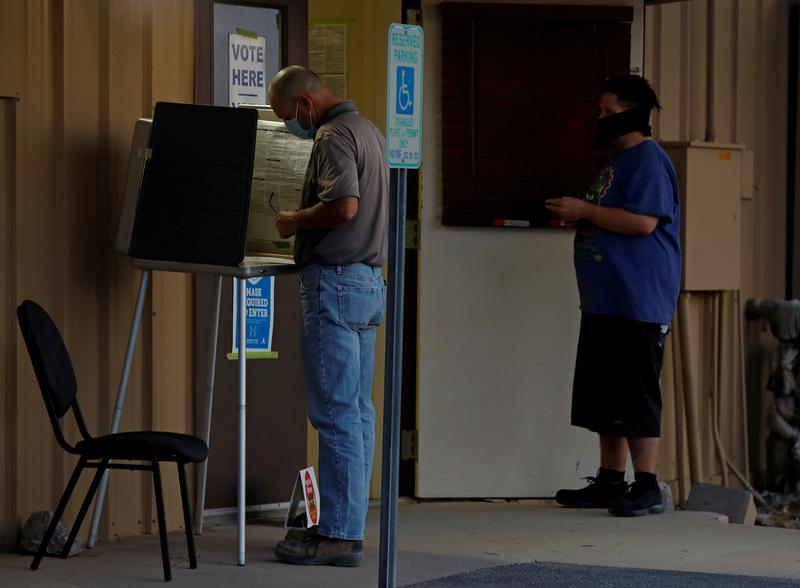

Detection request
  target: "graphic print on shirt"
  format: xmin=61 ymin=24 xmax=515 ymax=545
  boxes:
xmin=578 ymin=166 xmax=614 ymax=239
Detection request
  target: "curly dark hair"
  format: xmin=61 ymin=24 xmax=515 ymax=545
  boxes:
xmin=600 ymin=74 xmax=662 ymax=113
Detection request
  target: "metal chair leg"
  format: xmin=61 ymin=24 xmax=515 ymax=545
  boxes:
xmin=32 ymin=457 xmax=86 ymax=571
xmin=177 ymin=463 xmax=197 ymax=569
xmin=151 ymin=460 xmax=172 ymax=582
xmin=60 ymin=459 xmax=110 ymax=559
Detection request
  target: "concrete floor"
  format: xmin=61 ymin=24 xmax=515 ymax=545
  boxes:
xmin=2 ymin=499 xmax=800 ymax=587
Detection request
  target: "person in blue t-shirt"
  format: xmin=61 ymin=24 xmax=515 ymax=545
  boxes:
xmin=545 ymin=75 xmax=681 ymax=517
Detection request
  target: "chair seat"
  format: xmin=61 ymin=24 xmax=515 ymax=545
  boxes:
xmin=18 ymin=299 xmax=204 ymax=580
xmin=76 ymin=431 xmax=208 ymax=463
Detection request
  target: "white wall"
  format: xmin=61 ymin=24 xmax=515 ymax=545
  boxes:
xmin=417 ymin=0 xmax=644 ymax=497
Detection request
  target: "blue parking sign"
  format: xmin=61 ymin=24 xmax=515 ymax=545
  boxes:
xmin=396 ymin=66 xmax=414 ymax=115
xmin=387 ymin=23 xmax=423 ymax=168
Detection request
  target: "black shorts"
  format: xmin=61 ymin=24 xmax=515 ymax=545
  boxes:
xmin=571 ymin=312 xmax=668 ymax=438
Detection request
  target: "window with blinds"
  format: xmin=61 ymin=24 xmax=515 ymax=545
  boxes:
xmin=440 ymin=3 xmax=633 ymax=228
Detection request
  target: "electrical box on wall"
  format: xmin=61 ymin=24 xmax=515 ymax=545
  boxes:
xmin=661 ymin=141 xmax=744 ymax=291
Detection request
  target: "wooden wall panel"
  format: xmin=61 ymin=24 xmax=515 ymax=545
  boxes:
xmin=0 ymin=0 xmax=197 ymax=550
xmin=152 ymin=273 xmax=193 ymax=530
xmin=644 ymin=4 xmax=656 ymax=115
xmin=659 ymin=333 xmax=681 ymax=495
xmin=656 ymin=6 xmax=681 ymax=139
xmin=736 ymin=0 xmax=757 ymax=146
xmin=742 ymin=0 xmax=785 ymax=487
xmin=713 ymin=4 xmax=734 ymax=143
xmin=757 ymin=0 xmax=788 ymax=300
xmin=688 ymin=0 xmax=707 ymax=143
xmin=15 ymin=0 xmax=64 ymax=532
xmin=645 ymin=0 xmax=789 ymax=500
xmin=105 ymin=0 xmax=151 ymax=539
xmin=149 ymin=0 xmax=195 ymax=531
xmin=737 ymin=0 xmax=758 ymax=298
xmin=56 ymin=0 xmax=101 ymax=532
xmin=0 ymin=98 xmax=18 ymax=549
xmin=0 ymin=1 xmax=25 ymax=97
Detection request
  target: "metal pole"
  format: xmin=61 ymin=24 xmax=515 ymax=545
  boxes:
xmin=379 ymin=168 xmax=407 ymax=588
xmin=194 ymin=275 xmax=223 ymax=534
xmin=87 ymin=269 xmax=151 ymax=548
xmin=237 ymin=277 xmax=247 ymax=565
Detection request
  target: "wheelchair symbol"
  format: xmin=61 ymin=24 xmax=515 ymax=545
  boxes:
xmin=396 ymin=66 xmax=414 ymax=115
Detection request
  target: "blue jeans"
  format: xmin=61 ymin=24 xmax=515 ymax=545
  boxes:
xmin=299 ymin=264 xmax=386 ymax=540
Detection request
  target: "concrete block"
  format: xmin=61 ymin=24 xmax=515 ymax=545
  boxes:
xmin=19 ymin=511 xmax=83 ymax=556
xmin=685 ymin=483 xmax=756 ymax=525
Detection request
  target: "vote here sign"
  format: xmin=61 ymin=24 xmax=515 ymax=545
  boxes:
xmin=229 ymin=33 xmax=267 ymax=107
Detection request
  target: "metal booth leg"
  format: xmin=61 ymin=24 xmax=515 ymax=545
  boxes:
xmin=194 ymin=275 xmax=223 ymax=534
xmin=237 ymin=277 xmax=247 ymax=565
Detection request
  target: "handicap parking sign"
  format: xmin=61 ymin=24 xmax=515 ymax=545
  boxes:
xmin=396 ymin=66 xmax=414 ymax=115
xmin=386 ymin=23 xmax=423 ymax=169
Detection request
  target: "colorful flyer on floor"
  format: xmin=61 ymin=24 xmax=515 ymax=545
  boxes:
xmin=285 ymin=466 xmax=320 ymax=529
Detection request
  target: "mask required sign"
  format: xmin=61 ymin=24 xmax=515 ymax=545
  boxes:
xmin=386 ymin=23 xmax=424 ymax=169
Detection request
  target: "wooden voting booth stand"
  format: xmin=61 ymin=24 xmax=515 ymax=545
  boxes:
xmin=87 ymin=102 xmax=298 ymax=566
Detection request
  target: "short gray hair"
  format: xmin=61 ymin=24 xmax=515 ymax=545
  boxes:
xmin=268 ymin=66 xmax=322 ymax=102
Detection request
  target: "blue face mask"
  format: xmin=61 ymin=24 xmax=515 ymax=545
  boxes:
xmin=284 ymin=100 xmax=316 ymax=140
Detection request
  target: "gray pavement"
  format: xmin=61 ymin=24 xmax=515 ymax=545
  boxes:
xmin=2 ymin=499 xmax=800 ymax=587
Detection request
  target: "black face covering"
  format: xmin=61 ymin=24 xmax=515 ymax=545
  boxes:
xmin=592 ymin=108 xmax=652 ymax=147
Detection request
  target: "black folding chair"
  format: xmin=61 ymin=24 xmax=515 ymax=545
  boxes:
xmin=16 ymin=299 xmax=208 ymax=582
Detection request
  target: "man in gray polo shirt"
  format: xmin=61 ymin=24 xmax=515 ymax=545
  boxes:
xmin=268 ymin=66 xmax=388 ymax=567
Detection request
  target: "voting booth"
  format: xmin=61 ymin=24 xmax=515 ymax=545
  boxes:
xmin=116 ymin=103 xmax=311 ymax=263
xmin=244 ymin=107 xmax=313 ymax=258
xmin=91 ymin=101 xmax=312 ymax=565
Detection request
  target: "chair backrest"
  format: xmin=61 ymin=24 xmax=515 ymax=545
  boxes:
xmin=17 ymin=300 xmax=84 ymax=451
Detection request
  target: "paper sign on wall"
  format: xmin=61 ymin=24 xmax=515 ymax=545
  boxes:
xmin=284 ymin=466 xmax=320 ymax=529
xmin=231 ymin=276 xmax=274 ymax=356
xmin=309 ymin=23 xmax=347 ymax=99
xmin=229 ymin=32 xmax=267 ymax=107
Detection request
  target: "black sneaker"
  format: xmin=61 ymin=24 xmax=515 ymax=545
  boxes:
xmin=609 ymin=479 xmax=664 ymax=517
xmin=275 ymin=529 xmax=363 ymax=567
xmin=555 ymin=474 xmax=628 ymax=508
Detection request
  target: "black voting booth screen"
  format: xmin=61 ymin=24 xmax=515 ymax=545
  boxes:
xmin=131 ymin=102 xmax=258 ymax=266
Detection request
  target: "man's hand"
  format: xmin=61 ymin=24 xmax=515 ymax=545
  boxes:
xmin=546 ymin=197 xmax=659 ymax=236
xmin=545 ymin=197 xmax=588 ymax=224
xmin=274 ymin=198 xmax=358 ymax=237
xmin=275 ymin=211 xmax=299 ymax=238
